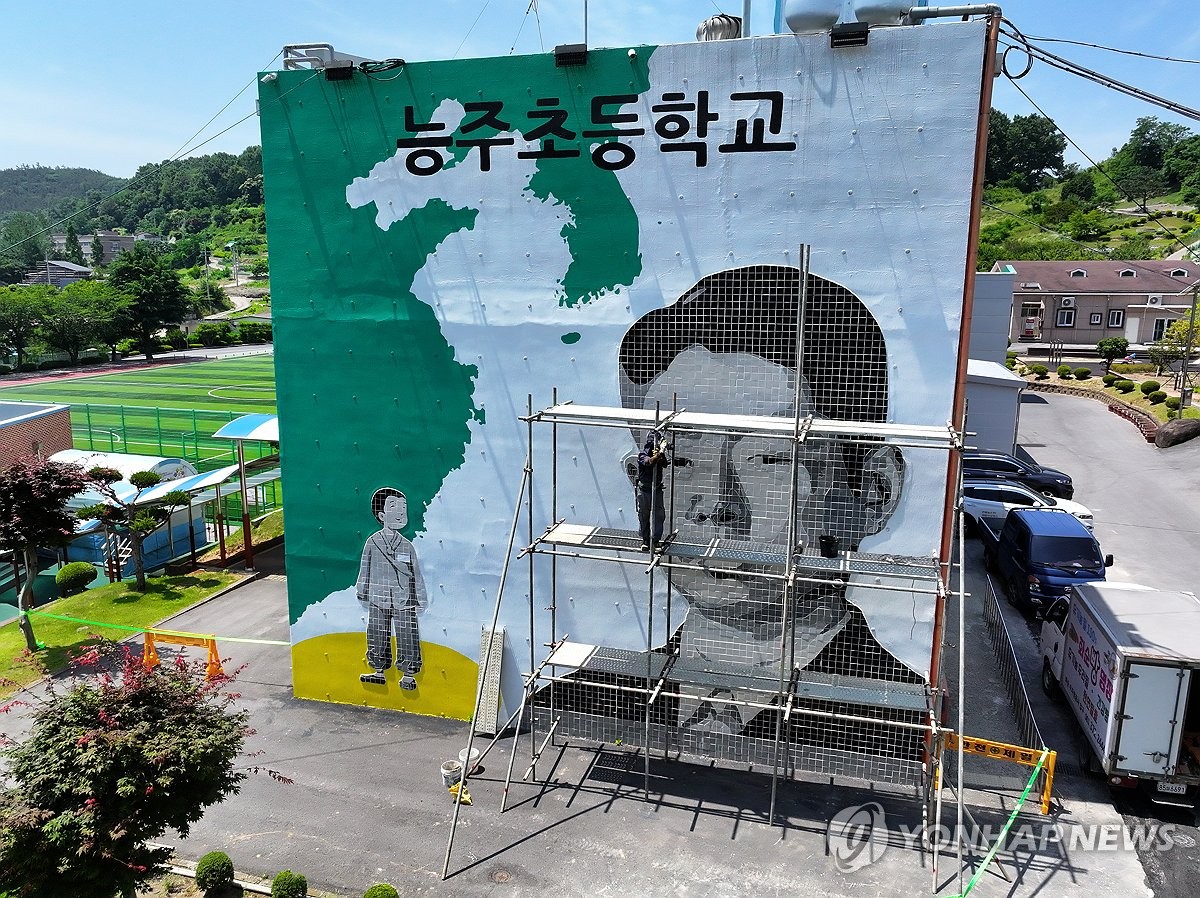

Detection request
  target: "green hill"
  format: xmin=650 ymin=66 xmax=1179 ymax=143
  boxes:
xmin=0 ymin=164 xmax=125 ymax=219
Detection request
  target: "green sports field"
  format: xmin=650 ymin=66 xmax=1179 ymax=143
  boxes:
xmin=0 ymin=356 xmax=278 ymax=469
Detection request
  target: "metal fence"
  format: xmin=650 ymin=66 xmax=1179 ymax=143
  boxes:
xmin=69 ymin=403 xmax=276 ymax=472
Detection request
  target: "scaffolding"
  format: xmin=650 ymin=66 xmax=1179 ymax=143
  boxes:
xmin=442 ymin=251 xmax=968 ymax=879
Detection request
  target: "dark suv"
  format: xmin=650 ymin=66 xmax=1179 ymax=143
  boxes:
xmin=961 ymin=451 xmax=1074 ymax=499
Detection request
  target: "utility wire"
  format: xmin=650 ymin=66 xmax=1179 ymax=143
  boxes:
xmin=1019 ymin=34 xmax=1200 ymax=65
xmin=454 ymin=0 xmax=493 ymax=59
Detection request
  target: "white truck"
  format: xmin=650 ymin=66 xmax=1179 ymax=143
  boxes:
xmin=1040 ymin=581 xmax=1200 ymax=805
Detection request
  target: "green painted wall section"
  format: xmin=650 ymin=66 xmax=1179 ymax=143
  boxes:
xmin=259 ymin=46 xmax=655 ymax=624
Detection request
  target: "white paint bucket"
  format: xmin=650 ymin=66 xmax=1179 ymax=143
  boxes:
xmin=459 ymin=747 xmax=482 ymax=775
xmin=441 ymin=760 xmax=462 ymax=787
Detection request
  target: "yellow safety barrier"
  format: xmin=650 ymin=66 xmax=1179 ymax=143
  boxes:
xmin=143 ymin=629 xmax=225 ymax=681
xmin=945 ymin=733 xmax=1057 ymax=815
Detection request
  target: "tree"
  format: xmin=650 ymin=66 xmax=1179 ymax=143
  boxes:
xmin=0 ymin=285 xmax=48 ymax=367
xmin=1059 ymin=170 xmax=1096 ymax=206
xmin=0 ymin=212 xmax=51 ymax=285
xmin=0 ymin=459 xmax=91 ymax=652
xmin=986 ymin=109 xmax=1067 ymax=189
xmin=1150 ymin=317 xmax=1200 ymax=376
xmin=104 ymin=243 xmax=191 ymax=361
xmin=1123 ymin=116 xmax=1191 ymax=173
xmin=79 ymin=469 xmax=176 ymax=592
xmin=1096 ymin=337 xmax=1130 ymax=373
xmin=63 ymin=223 xmax=85 ymax=266
xmin=40 ymin=280 xmax=130 ymax=365
xmin=0 ymin=648 xmax=248 ymax=898
xmin=90 ymin=235 xmax=104 ymax=268
xmin=1116 ymin=165 xmax=1168 ymax=212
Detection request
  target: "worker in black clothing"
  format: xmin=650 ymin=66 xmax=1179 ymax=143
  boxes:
xmin=636 ymin=430 xmax=669 ymax=551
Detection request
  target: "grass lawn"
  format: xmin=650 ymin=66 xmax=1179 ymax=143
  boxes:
xmin=0 ymin=571 xmax=244 ymax=697
xmin=198 ymin=510 xmax=283 ymax=563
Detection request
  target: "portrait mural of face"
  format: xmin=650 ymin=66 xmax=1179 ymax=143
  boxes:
xmin=618 ymin=266 xmax=910 ymax=731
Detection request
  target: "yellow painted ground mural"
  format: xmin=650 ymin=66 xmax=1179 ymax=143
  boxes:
xmin=291 ymin=633 xmax=477 ymax=719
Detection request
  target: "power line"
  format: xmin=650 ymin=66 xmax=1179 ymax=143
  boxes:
xmin=1019 ymin=34 xmax=1200 ymax=65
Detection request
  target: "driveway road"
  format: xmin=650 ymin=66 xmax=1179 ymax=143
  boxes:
xmin=1016 ymin=391 xmax=1200 ymax=593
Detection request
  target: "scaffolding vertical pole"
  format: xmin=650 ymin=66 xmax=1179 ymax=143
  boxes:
xmin=550 ymin=386 xmax=559 ymax=747
xmin=769 ymin=244 xmax=811 ymax=823
xmin=645 ymin=401 xmax=663 ymax=796
xmin=665 ymin=391 xmax=679 ymax=759
xmin=527 ymin=395 xmax=537 ymax=779
xmin=956 ymin=502 xmax=967 ymax=892
xmin=443 ymin=462 xmax=531 ymax=881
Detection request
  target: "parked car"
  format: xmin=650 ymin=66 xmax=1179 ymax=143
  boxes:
xmin=962 ymin=480 xmax=1093 ymax=534
xmin=979 ymin=507 xmax=1110 ymax=611
xmin=961 ymin=451 xmax=1074 ymax=499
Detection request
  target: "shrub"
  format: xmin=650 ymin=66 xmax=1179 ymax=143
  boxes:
xmin=1102 ymin=373 xmax=1117 ymax=386
xmin=0 ymin=364 xmax=10 ymax=374
xmin=1149 ymin=391 xmax=1168 ymax=404
xmin=363 ymin=886 xmax=400 ymax=898
xmin=1139 ymin=380 xmax=1161 ymax=395
xmin=55 ymin=562 xmax=98 ymax=597
xmin=237 ymin=321 xmax=272 ymax=343
xmin=1030 ymin=364 xmax=1049 ymax=378
xmin=1006 ymin=350 xmax=1019 ymax=360
xmin=1073 ymin=367 xmax=1091 ymax=380
xmin=16 ymin=362 xmax=38 ymax=372
xmin=116 ymin=338 xmax=138 ymax=355
xmin=165 ymin=327 xmax=189 ymax=350
xmin=1166 ymin=396 xmax=1182 ymax=410
xmin=38 ymin=360 xmax=62 ymax=370
xmin=1112 ymin=362 xmax=1156 ymax=375
xmin=195 ymin=322 xmax=235 ymax=347
xmin=1116 ymin=380 xmax=1136 ymax=393
xmin=1057 ymin=364 xmax=1073 ymax=379
xmin=195 ymin=851 xmax=235 ymax=892
xmin=271 ymin=870 xmax=307 ymax=898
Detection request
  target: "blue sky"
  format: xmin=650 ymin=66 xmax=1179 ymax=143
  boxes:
xmin=1 ymin=1 xmax=1195 ymax=178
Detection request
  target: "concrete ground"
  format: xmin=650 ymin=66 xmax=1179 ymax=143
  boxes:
xmin=4 ymin=389 xmax=1196 ymax=896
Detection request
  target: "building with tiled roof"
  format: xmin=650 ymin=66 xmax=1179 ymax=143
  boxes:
xmin=992 ymin=260 xmax=1198 ymax=346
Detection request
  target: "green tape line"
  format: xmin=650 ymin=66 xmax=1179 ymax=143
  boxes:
xmin=951 ymin=748 xmax=1049 ymax=898
xmin=25 ymin=610 xmax=290 ymax=646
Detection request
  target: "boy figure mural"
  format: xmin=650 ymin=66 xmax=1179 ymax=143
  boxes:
xmin=357 ymin=488 xmax=427 ymax=688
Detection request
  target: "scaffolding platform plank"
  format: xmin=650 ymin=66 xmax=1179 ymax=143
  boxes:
xmin=534 ymin=403 xmax=956 ymax=448
xmin=547 ymin=641 xmax=673 ymax=680
xmin=540 ymin=522 xmax=940 ymax=583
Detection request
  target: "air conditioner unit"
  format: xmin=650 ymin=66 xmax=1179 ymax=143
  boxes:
xmin=1060 ymin=297 xmax=1076 ymax=308
xmin=1147 ymin=295 xmax=1162 ymax=306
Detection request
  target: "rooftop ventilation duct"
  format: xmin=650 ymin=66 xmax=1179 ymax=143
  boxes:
xmin=697 ymin=13 xmax=743 ymax=40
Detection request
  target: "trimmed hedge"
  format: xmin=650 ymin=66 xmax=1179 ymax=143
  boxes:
xmin=1149 ymin=391 xmax=1168 ymax=404
xmin=195 ymin=851 xmax=235 ymax=892
xmin=364 ymin=886 xmax=400 ymax=898
xmin=1057 ymin=364 xmax=1072 ymax=378
xmin=1073 ymin=367 xmax=1091 ymax=380
xmin=1115 ymin=380 xmax=1136 ymax=393
xmin=271 ymin=870 xmax=307 ymax=898
xmin=1140 ymin=380 xmax=1162 ymax=395
xmin=1102 ymin=373 xmax=1118 ymax=386
xmin=1166 ymin=396 xmax=1182 ymax=410
xmin=1030 ymin=364 xmax=1049 ymax=378
xmin=55 ymin=562 xmax=98 ymax=597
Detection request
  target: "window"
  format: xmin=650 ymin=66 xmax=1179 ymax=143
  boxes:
xmin=1108 ymin=309 xmax=1125 ymax=328
xmin=1153 ymin=318 xmax=1170 ymax=341
xmin=1090 ymin=313 xmax=1103 ymax=326
xmin=1119 ymin=269 xmax=1136 ymax=278
xmin=1020 ymin=302 xmax=1042 ymax=318
xmin=1069 ymin=269 xmax=1086 ymax=278
xmin=1056 ymin=308 xmax=1076 ymax=327
xmin=1171 ymin=268 xmax=1189 ymax=278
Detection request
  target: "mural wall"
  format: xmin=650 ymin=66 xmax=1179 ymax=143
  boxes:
xmin=260 ymin=21 xmax=987 ymax=719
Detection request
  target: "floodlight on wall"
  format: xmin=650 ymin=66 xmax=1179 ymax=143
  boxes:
xmin=830 ymin=22 xmax=870 ymax=47
xmin=323 ymin=58 xmax=355 ymax=80
xmin=554 ymin=43 xmax=588 ymax=67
